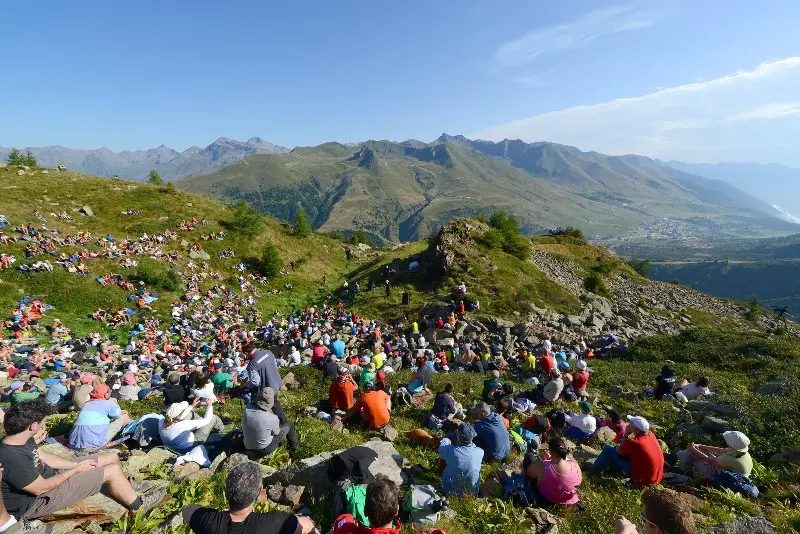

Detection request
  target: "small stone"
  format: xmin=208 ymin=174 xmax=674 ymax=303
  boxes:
xmin=283 ymin=485 xmax=305 ymax=506
xmin=379 ymin=425 xmax=398 ymax=443
xmin=711 ymin=516 xmax=775 ymax=533
xmin=267 ymin=483 xmax=284 ymax=502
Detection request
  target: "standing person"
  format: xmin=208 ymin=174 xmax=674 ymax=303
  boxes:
xmin=438 ymin=423 xmax=483 ymax=496
xmin=523 ymin=437 xmax=582 ymax=506
xmin=593 ymin=416 xmax=664 ymax=487
xmin=183 ymin=461 xmax=317 ymax=534
xmin=242 ymin=388 xmax=298 ymax=460
xmin=472 ymin=402 xmax=510 ymax=462
xmin=245 ymin=345 xmax=286 ymax=424
xmin=384 ymin=280 xmax=391 ymax=297
xmin=69 ymin=384 xmax=130 ymax=450
xmin=333 ymin=476 xmax=401 ymax=534
xmin=0 ymin=400 xmax=165 ymax=521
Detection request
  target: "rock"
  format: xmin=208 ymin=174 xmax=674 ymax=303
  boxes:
xmin=479 ymin=476 xmax=502 ymax=498
xmin=39 ymin=441 xmax=77 ymax=460
xmin=283 ymin=372 xmax=300 ymax=390
xmin=217 ymin=452 xmax=251 ymax=473
xmin=180 ymin=239 xmax=189 ymax=247
xmin=159 ymin=216 xmax=169 ymax=221
xmin=284 ymin=485 xmax=305 ymax=507
xmin=210 ymin=452 xmax=227 ymax=472
xmin=183 ymin=468 xmax=213 ymax=483
xmin=125 ymin=447 xmax=178 ymax=476
xmin=524 ymin=507 xmax=560 ymax=534
xmin=331 ymin=419 xmax=345 ymax=433
xmin=756 ymin=381 xmax=789 ymax=397
xmin=379 ymin=425 xmax=398 ymax=443
xmin=768 ymin=453 xmax=787 ymax=465
xmin=609 ymin=385 xmax=624 ymax=396
xmin=189 ymin=249 xmax=211 ymax=260
xmin=17 ymin=169 xmax=25 ymax=176
xmin=269 ymin=441 xmax=405 ymax=500
xmin=130 ymin=449 xmax=146 ymax=457
xmin=259 ymin=464 xmax=277 ymax=478
xmin=711 ymin=516 xmax=775 ymax=533
xmin=80 ymin=205 xmax=94 ymax=216
xmin=410 ymin=391 xmax=433 ymax=409
xmin=174 ymin=462 xmax=202 ymax=481
xmin=684 ymin=400 xmax=740 ymax=418
xmin=267 ymin=483 xmax=284 ymax=502
xmin=701 ymin=416 xmax=731 ymax=433
xmin=595 ymin=426 xmax=618 ymax=445
xmin=41 ymin=492 xmax=127 ymax=532
xmin=584 ymin=313 xmax=605 ymax=328
xmin=571 ymin=444 xmax=601 ymax=463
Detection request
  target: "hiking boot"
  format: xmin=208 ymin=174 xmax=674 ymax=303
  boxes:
xmin=137 ymin=487 xmax=171 ymax=512
xmin=5 ymin=519 xmax=53 ymax=534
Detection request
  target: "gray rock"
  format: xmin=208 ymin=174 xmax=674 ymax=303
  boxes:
xmin=701 ymin=416 xmax=731 ymax=433
xmin=216 ymin=452 xmax=251 ymax=473
xmin=80 ymin=205 xmax=94 ymax=216
xmin=210 ymin=451 xmax=227 ymax=472
xmin=189 ymin=249 xmax=211 ymax=260
xmin=685 ymin=400 xmax=740 ymax=418
xmin=125 ymin=447 xmax=178 ymax=475
xmin=379 ymin=425 xmax=399 ymax=443
xmin=571 ymin=445 xmax=601 ymax=463
xmin=712 ymin=516 xmax=775 ymax=533
xmin=174 ymin=463 xmax=202 ymax=481
xmin=269 ymin=441 xmax=405 ymax=500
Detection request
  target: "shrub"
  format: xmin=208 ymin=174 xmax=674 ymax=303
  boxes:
xmin=227 ymin=201 xmax=264 ymax=238
xmin=626 ymin=258 xmax=651 ymax=277
xmin=259 ymin=243 xmax=283 ymax=278
xmin=745 ymin=294 xmax=760 ymax=321
xmin=351 ymin=229 xmax=369 ymax=246
xmin=489 ymin=210 xmax=519 ymax=235
xmin=480 ymin=229 xmax=504 ymax=249
xmin=148 ymin=169 xmax=163 ymax=185
xmin=162 ymin=182 xmax=176 ymax=194
xmin=6 ymin=148 xmax=36 ymax=167
xmin=502 ymin=233 xmax=531 ymax=261
xmin=584 ymin=272 xmax=610 ymax=297
xmin=130 ymin=259 xmax=182 ymax=291
xmin=294 ymin=207 xmax=312 ymax=237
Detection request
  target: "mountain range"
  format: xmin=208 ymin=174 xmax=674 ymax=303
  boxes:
xmin=178 ymin=134 xmax=798 ymax=243
xmin=0 ymin=137 xmax=288 ymax=181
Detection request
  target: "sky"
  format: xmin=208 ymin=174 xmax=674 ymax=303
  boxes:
xmin=2 ymin=0 xmax=800 ymax=165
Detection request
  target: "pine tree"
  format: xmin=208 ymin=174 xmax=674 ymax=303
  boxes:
xmin=294 ymin=207 xmax=312 ymax=237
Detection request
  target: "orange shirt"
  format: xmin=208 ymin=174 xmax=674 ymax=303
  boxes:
xmin=329 ymin=379 xmax=357 ymax=410
xmin=355 ymin=390 xmax=390 ymax=429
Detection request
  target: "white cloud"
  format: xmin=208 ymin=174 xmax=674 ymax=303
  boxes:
xmin=472 ymin=57 xmax=800 ymax=164
xmin=773 ymin=205 xmax=800 ymax=224
xmin=494 ymin=3 xmax=655 ymax=68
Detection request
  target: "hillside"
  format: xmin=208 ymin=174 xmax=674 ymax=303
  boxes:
xmin=180 ymin=136 xmax=797 ymax=244
xmin=0 ymin=137 xmax=288 ymax=182
xmin=2 ymin=167 xmax=800 ymax=534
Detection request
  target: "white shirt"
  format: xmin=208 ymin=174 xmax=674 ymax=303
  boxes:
xmin=566 ymin=413 xmax=597 ymax=434
xmin=679 ymin=383 xmax=710 ymax=400
xmin=543 ymin=340 xmax=553 ymax=352
xmin=159 ymin=406 xmax=214 ymax=451
xmin=192 ymin=382 xmax=218 ymax=402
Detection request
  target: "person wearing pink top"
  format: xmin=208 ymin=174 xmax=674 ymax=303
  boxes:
xmin=523 ymin=437 xmax=582 ymax=506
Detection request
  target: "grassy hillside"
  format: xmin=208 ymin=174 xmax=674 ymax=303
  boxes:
xmin=179 ymin=137 xmax=796 ymax=245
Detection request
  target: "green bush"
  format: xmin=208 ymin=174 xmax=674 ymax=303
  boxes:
xmin=294 ymin=207 xmax=312 ymax=237
xmin=480 ymin=229 xmax=504 ymax=249
xmin=584 ymin=272 xmax=610 ymax=297
xmin=626 ymin=258 xmax=651 ymax=277
xmin=227 ymin=201 xmax=264 ymax=238
xmin=745 ymin=294 xmax=760 ymax=321
xmin=502 ymin=233 xmax=531 ymax=261
xmin=6 ymin=148 xmax=36 ymax=167
xmin=130 ymin=259 xmax=182 ymax=291
xmin=488 ymin=210 xmax=519 ymax=235
xmin=148 ymin=169 xmax=163 ymax=185
xmin=259 ymin=243 xmax=283 ymax=277
xmin=351 ymin=229 xmax=370 ymax=246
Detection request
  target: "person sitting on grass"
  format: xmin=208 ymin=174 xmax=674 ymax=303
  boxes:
xmin=674 ymin=376 xmax=711 ymax=403
xmin=593 ymin=416 xmax=664 ymax=487
xmin=564 ymin=401 xmax=597 ymax=441
xmin=676 ymin=430 xmax=752 ymax=480
xmin=162 ymin=373 xmax=187 ymax=407
xmin=334 ymin=475 xmax=401 ymax=534
xmin=340 ymin=381 xmax=391 ymax=431
xmin=69 ymin=384 xmax=130 ymax=450
xmin=209 ymin=363 xmax=235 ymax=394
xmin=472 ymin=402 xmax=510 ymax=462
xmin=523 ymin=437 xmax=582 ymax=507
xmin=481 ymin=370 xmax=502 ymax=402
xmin=329 ymin=368 xmax=359 ymax=411
xmin=438 ymin=422 xmax=483 ymax=496
xmin=0 ymin=399 xmax=166 ymax=522
xmin=44 ymin=373 xmax=72 ymax=411
xmin=615 ymin=487 xmax=696 ymax=534
xmin=644 ymin=365 xmax=676 ymax=400
xmin=159 ymin=398 xmax=224 ymax=452
xmin=242 ymin=387 xmax=298 ymax=460
xmin=183 ymin=460 xmax=317 ymax=534
xmin=425 ymin=383 xmax=463 ymax=430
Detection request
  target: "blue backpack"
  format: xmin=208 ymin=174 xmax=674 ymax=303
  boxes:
xmin=502 ymin=474 xmax=537 ymax=507
xmin=712 ymin=470 xmax=759 ymax=499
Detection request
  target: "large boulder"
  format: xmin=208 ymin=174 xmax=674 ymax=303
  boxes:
xmin=701 ymin=416 xmax=731 ymax=434
xmin=269 ymin=441 xmax=405 ymax=500
xmin=125 ymin=447 xmax=178 ymax=477
xmin=189 ymin=249 xmax=211 ymax=260
xmin=712 ymin=516 xmax=775 ymax=533
xmin=79 ymin=205 xmax=94 ymax=216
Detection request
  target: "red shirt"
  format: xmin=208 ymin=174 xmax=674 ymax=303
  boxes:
xmin=539 ymin=354 xmax=555 ymax=374
xmin=620 ymin=432 xmax=664 ymax=486
xmin=334 ymin=514 xmax=401 ymax=534
xmin=312 ymin=345 xmax=326 ymax=364
xmin=329 ymin=379 xmax=357 ymax=410
xmin=572 ymin=370 xmax=589 ymax=391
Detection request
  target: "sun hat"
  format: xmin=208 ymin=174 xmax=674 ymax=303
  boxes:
xmin=90 ymin=384 xmax=110 ymax=400
xmin=626 ymin=415 xmax=650 ymax=433
xmin=166 ymin=401 xmax=192 ymax=421
xmin=455 ymin=422 xmax=477 ymax=445
xmin=723 ymin=431 xmax=750 ymax=452
xmin=577 ymin=360 xmax=587 ymax=370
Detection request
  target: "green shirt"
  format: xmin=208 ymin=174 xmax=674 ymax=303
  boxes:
xmin=10 ymin=391 xmax=41 ymax=405
xmin=718 ymin=452 xmax=753 ymax=477
xmin=360 ymin=370 xmax=376 ymax=388
xmin=371 ymin=353 xmax=385 ymax=370
xmin=210 ymin=372 xmax=233 ymax=390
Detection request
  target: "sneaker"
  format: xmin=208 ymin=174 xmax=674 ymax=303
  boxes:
xmin=5 ymin=519 xmax=53 ymax=534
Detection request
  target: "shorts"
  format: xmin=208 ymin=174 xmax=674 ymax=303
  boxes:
xmin=23 ymin=455 xmax=104 ymax=519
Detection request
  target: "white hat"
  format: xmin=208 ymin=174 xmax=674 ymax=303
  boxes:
xmin=723 ymin=431 xmax=750 ymax=452
xmin=627 ymin=415 xmax=650 ymax=433
xmin=577 ymin=360 xmax=587 ymax=370
xmin=166 ymin=401 xmax=193 ymax=421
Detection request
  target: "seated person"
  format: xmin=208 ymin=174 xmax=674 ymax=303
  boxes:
xmin=159 ymin=399 xmax=223 ymax=452
xmin=615 ymin=487 xmax=696 ymax=534
xmin=118 ymin=373 xmax=141 ymax=401
xmin=69 ymin=384 xmax=131 ymax=450
xmin=406 ymin=358 xmax=431 ymax=394
xmin=44 ymin=374 xmax=72 ymax=410
xmin=183 ymin=461 xmax=316 ymax=534
xmin=0 ymin=399 xmax=165 ymax=521
xmin=10 ymin=383 xmax=41 ymax=406
xmin=473 ymin=402 xmax=510 ymax=462
xmin=644 ymin=365 xmax=677 ymax=400
xmin=564 ymin=401 xmax=597 ymax=441
xmin=593 ymin=416 xmax=664 ymax=487
xmin=676 ymin=431 xmax=752 ymax=480
xmin=209 ymin=364 xmax=234 ymax=394
xmin=674 ymin=376 xmax=711 ymax=403
xmin=439 ymin=422 xmax=483 ymax=496
xmin=541 ymin=369 xmax=564 ymax=404
xmin=359 ymin=364 xmax=376 ymax=389
xmin=334 ymin=475 xmax=401 ymax=534
xmin=162 ymin=373 xmax=187 ymax=406
xmin=329 ymin=369 xmax=359 ymax=411
xmin=242 ymin=387 xmax=298 ymax=459
xmin=322 ymin=356 xmax=341 ymax=379
xmin=191 ymin=373 xmax=218 ymax=403
xmin=481 ymin=370 xmax=502 ymax=402
xmin=571 ymin=360 xmax=590 ymax=398
xmin=597 ymin=408 xmax=627 ymax=444
xmin=425 ymin=383 xmax=463 ymax=430
xmin=341 ymin=381 xmax=391 ymax=430
xmin=523 ymin=438 xmax=582 ymax=506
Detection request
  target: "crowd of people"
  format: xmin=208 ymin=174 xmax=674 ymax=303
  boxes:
xmin=0 ymin=210 xmax=757 ymax=534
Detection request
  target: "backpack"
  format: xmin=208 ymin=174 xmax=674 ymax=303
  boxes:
xmin=402 ymin=485 xmax=447 ymax=528
xmin=509 ymin=429 xmax=527 ymax=454
xmin=512 ymin=426 xmax=541 ymax=451
xmin=545 ymin=409 xmax=566 ymax=431
xmin=502 ymin=474 xmax=537 ymax=507
xmin=712 ymin=470 xmax=759 ymax=499
xmin=393 ymin=388 xmax=412 ymax=408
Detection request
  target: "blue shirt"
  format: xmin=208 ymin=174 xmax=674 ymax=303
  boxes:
xmin=330 ymin=340 xmax=346 ymax=357
xmin=69 ymin=400 xmax=121 ymax=449
xmin=44 ymin=382 xmax=69 ymax=405
xmin=474 ymin=412 xmax=511 ymax=461
xmin=439 ymin=440 xmax=484 ymax=496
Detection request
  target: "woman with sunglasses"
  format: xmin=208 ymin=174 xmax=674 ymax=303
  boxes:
xmin=615 ymin=487 xmax=695 ymax=533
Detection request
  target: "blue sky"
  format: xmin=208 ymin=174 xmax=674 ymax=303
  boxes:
xmin=2 ymin=0 xmax=800 ymax=164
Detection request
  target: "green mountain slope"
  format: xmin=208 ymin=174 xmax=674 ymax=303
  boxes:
xmin=180 ymin=136 xmax=796 ymax=244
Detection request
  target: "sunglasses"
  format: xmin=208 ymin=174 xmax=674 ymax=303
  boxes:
xmin=640 ymin=510 xmax=669 ymax=534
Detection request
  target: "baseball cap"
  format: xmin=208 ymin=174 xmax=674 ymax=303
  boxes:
xmin=577 ymin=360 xmax=587 ymax=370
xmin=578 ymin=401 xmax=592 ymax=413
xmin=626 ymin=415 xmax=650 ymax=433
